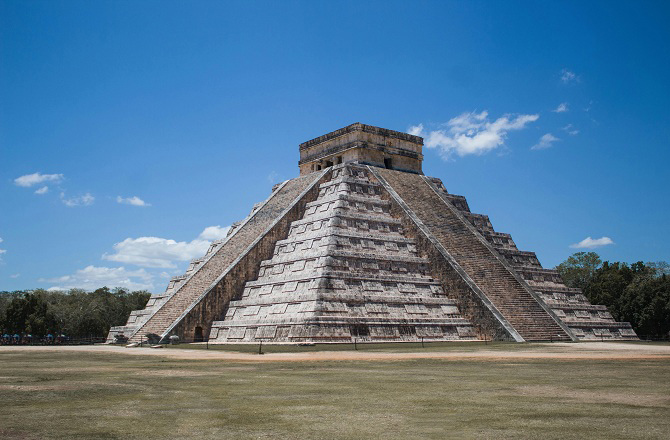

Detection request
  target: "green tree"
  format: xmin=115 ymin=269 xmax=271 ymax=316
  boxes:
xmin=0 ymin=291 xmax=24 ymax=332
xmin=554 ymin=254 xmax=670 ymax=338
xmin=0 ymin=287 xmax=150 ymax=339
xmin=555 ymin=252 xmax=602 ymax=290
xmin=620 ymin=273 xmax=670 ymax=337
xmin=584 ymin=261 xmax=669 ymax=338
xmin=3 ymin=291 xmax=56 ymax=336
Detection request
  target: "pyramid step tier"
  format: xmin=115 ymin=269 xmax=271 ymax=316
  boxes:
xmin=259 ymin=249 xmax=431 ymax=269
xmin=215 ymin=317 xmax=474 ymax=328
xmin=244 ymin=270 xmax=443 ymax=290
xmin=290 ymin=210 xmax=402 ymax=229
xmin=305 ymin=192 xmax=391 ymax=210
xmin=210 ymin=320 xmax=477 ymax=343
xmin=229 ymin=294 xmax=460 ymax=309
xmin=274 ymin=229 xmax=417 ymax=248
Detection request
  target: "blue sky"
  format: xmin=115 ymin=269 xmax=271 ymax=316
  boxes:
xmin=1 ymin=0 xmax=669 ymax=292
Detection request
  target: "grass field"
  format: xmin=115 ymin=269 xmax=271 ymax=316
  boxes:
xmin=1 ymin=344 xmax=669 ymax=439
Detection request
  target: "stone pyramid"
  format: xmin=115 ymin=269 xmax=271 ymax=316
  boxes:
xmin=108 ymin=123 xmax=637 ymax=344
xmin=209 ymin=165 xmax=475 ymax=342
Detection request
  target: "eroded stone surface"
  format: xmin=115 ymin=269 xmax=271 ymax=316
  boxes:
xmin=298 ymin=123 xmax=423 ymax=175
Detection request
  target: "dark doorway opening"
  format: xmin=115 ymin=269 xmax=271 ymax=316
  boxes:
xmin=350 ymin=324 xmax=370 ymax=337
xmin=398 ymin=325 xmax=416 ymax=336
xmin=194 ymin=326 xmax=204 ymax=342
xmin=325 ymin=160 xmax=334 ymax=167
xmin=384 ymin=158 xmax=393 ymax=169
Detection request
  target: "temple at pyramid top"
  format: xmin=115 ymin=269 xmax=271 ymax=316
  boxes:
xmin=298 ymin=122 xmax=424 ymax=175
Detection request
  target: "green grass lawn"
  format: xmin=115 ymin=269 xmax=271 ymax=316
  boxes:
xmin=1 ymin=349 xmax=668 ymax=439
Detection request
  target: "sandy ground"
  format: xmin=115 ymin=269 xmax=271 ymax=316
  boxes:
xmin=2 ymin=342 xmax=670 ymax=362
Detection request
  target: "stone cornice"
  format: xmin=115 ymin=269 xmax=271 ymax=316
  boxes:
xmin=299 ymin=122 xmax=423 ymax=150
xmin=298 ymin=140 xmax=422 ymax=164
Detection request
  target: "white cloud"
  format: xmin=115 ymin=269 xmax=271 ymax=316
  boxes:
xmin=35 ymin=186 xmax=49 ymax=195
xmin=267 ymin=171 xmax=279 ymax=185
xmin=103 ymin=237 xmax=205 ymax=268
xmin=408 ymin=111 xmax=539 ymax=158
xmin=407 ymin=124 xmax=424 ymax=136
xmin=563 ymin=124 xmax=579 ymax=136
xmin=531 ymin=133 xmax=560 ymax=150
xmin=117 ymin=196 xmax=150 ymax=207
xmin=10 ymin=273 xmax=20 ymax=279
xmin=60 ymin=192 xmax=95 ymax=207
xmin=41 ymin=265 xmax=154 ymax=291
xmin=199 ymin=225 xmax=231 ymax=241
xmin=570 ymin=236 xmax=615 ymax=249
xmin=561 ymin=69 xmax=579 ymax=84
xmin=553 ymin=103 xmax=569 ymax=113
xmin=0 ymin=237 xmax=5 ymax=260
xmin=14 ymin=172 xmax=64 ymax=187
xmin=102 ymin=225 xmax=230 ymax=268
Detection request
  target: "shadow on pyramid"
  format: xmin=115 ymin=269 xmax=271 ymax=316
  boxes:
xmin=108 ymin=123 xmax=637 ymax=344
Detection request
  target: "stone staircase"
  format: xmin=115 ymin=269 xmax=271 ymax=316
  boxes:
xmin=373 ymin=168 xmax=573 ymax=342
xmin=111 ymin=171 xmax=326 ymax=343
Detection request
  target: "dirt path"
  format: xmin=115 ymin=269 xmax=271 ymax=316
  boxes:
xmin=2 ymin=342 xmax=670 ymax=362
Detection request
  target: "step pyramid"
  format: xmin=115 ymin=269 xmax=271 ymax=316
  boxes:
xmin=107 ymin=122 xmax=637 ymax=344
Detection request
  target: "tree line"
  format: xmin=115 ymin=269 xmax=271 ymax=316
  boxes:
xmin=0 ymin=287 xmax=150 ymax=341
xmin=1 ymin=253 xmax=667 ymax=341
xmin=556 ymin=253 xmax=670 ymax=338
